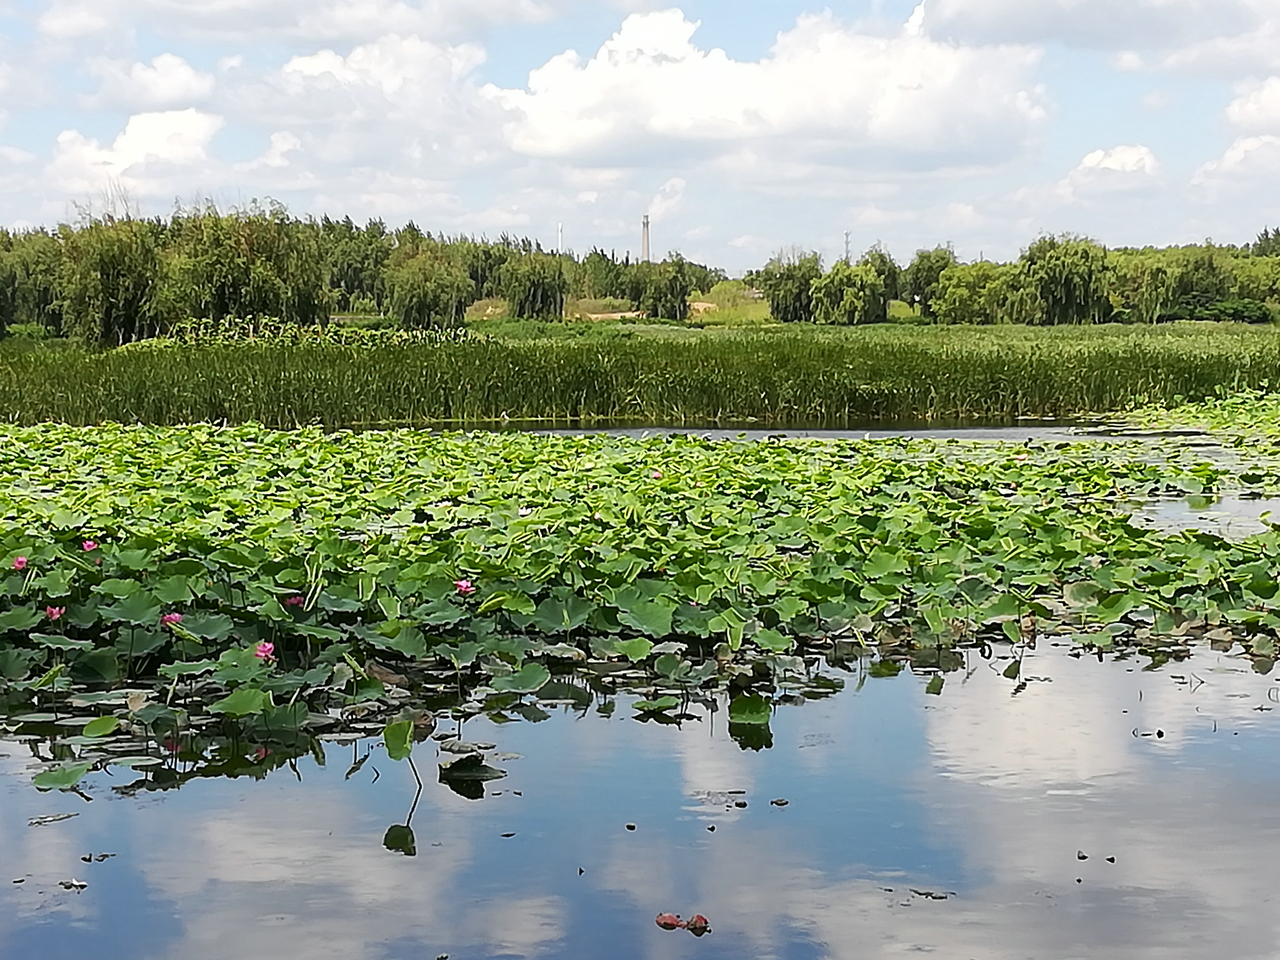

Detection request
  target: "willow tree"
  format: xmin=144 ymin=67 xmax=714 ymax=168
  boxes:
xmin=58 ymin=217 xmax=174 ymax=345
xmin=903 ymin=246 xmax=958 ymax=319
xmin=751 ymin=251 xmax=822 ymax=324
xmin=624 ymin=255 xmax=695 ymax=320
xmin=166 ymin=203 xmax=331 ymax=325
xmin=810 ymin=260 xmax=885 ymax=325
xmin=499 ymin=252 xmax=568 ymax=320
xmin=386 ymin=252 xmax=474 ymax=328
xmin=1019 ymin=235 xmax=1112 ymax=326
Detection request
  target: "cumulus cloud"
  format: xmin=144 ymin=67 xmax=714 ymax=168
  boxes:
xmin=487 ymin=9 xmax=1046 ymax=168
xmin=1226 ymin=77 xmax=1280 ymax=131
xmin=1191 ymin=134 xmax=1280 ymax=198
xmin=86 ymin=53 xmax=216 ymax=108
xmin=1060 ymin=144 xmax=1162 ymax=198
xmin=47 ymin=108 xmax=225 ymax=196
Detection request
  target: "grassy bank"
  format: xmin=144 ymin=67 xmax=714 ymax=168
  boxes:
xmin=3 ymin=321 xmax=1280 ymax=427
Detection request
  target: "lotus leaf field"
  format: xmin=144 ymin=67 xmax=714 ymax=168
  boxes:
xmin=4 ymin=419 xmax=1280 ymax=791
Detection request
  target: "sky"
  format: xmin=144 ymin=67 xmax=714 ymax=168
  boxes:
xmin=0 ymin=0 xmax=1278 ymax=272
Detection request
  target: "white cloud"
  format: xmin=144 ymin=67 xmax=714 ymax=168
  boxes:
xmin=647 ymin=176 xmax=684 ymax=222
xmin=281 ymin=35 xmax=486 ymax=96
xmin=47 ymin=108 xmax=225 ymax=196
xmin=487 ymin=10 xmax=1045 ymax=169
xmin=1226 ymin=77 xmax=1280 ymax=131
xmin=1191 ymin=134 xmax=1280 ymax=198
xmin=1021 ymin=145 xmax=1164 ymax=208
xmin=87 ymin=53 xmax=216 ymax=109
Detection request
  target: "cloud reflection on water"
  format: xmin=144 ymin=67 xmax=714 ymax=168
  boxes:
xmin=1 ymin=644 xmax=1278 ymax=960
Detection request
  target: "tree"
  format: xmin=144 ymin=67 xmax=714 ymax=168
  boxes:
xmin=751 ymin=251 xmax=822 ymax=324
xmin=386 ymin=253 xmax=474 ymax=328
xmin=323 ymin=217 xmax=393 ymax=312
xmin=1109 ymin=254 xmax=1180 ymax=324
xmin=857 ymin=244 xmax=900 ymax=302
xmin=1019 ymin=235 xmax=1111 ymax=325
xmin=624 ymin=255 xmax=695 ymax=320
xmin=573 ymin=249 xmax=627 ymax=301
xmin=499 ymin=252 xmax=569 ymax=320
xmin=1253 ymin=227 xmax=1280 ymax=257
xmin=903 ymin=246 xmax=958 ymax=319
xmin=166 ymin=203 xmax=332 ymax=325
xmin=932 ymin=262 xmax=1003 ymax=325
xmin=810 ymin=260 xmax=886 ymax=325
xmin=58 ymin=217 xmax=175 ymax=345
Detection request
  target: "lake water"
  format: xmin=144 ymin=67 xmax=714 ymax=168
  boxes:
xmin=4 ymin=640 xmax=1279 ymax=960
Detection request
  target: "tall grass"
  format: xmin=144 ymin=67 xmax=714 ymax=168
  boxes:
xmin=3 ymin=322 xmax=1279 ymax=428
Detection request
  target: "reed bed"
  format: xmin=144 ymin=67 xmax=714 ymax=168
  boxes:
xmin=2 ymin=322 xmax=1279 ymax=427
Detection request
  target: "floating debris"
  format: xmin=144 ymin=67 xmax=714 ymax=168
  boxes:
xmin=28 ymin=814 xmax=78 ymax=827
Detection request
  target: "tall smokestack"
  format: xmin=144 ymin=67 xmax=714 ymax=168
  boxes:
xmin=642 ymin=215 xmax=651 ymax=263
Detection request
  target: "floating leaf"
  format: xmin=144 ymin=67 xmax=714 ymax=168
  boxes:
xmin=33 ymin=762 xmax=94 ymax=792
xmin=491 ymin=663 xmax=551 ymax=694
xmin=209 ymin=687 xmax=271 ymax=717
xmin=82 ymin=716 xmax=120 ymax=738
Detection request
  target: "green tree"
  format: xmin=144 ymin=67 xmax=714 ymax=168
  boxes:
xmin=1019 ymin=235 xmax=1112 ymax=325
xmin=499 ymin=252 xmax=569 ymax=320
xmin=1253 ymin=227 xmax=1280 ymax=257
xmin=323 ymin=217 xmax=393 ymax=312
xmin=572 ymin=248 xmax=627 ymax=300
xmin=810 ymin=260 xmax=886 ymax=325
xmin=166 ymin=203 xmax=331 ymax=325
xmin=751 ymin=251 xmax=822 ymax=324
xmin=856 ymin=244 xmax=901 ymax=302
xmin=386 ymin=253 xmax=474 ymax=328
xmin=932 ymin=262 xmax=1002 ymax=325
xmin=903 ymin=246 xmax=958 ymax=319
xmin=58 ymin=217 xmax=175 ymax=345
xmin=624 ymin=255 xmax=695 ymax=320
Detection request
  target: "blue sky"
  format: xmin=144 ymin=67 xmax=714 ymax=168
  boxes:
xmin=0 ymin=0 xmax=1277 ymax=271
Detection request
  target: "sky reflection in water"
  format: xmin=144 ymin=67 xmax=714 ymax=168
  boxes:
xmin=2 ymin=642 xmax=1279 ymax=960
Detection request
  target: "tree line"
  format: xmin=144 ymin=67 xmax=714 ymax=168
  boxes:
xmin=751 ymin=233 xmax=1280 ymax=326
xmin=0 ymin=203 xmax=725 ymax=345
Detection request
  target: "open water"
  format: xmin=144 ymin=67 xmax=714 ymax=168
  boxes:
xmin=3 ymin=640 xmax=1279 ymax=960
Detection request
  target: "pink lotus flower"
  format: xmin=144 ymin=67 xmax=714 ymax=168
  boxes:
xmin=12 ymin=556 xmax=27 ymax=572
xmin=46 ymin=606 xmax=65 ymax=621
xmin=82 ymin=541 xmax=98 ymax=552
xmin=255 ymin=642 xmax=276 ymax=661
xmin=284 ymin=595 xmax=305 ymax=608
xmin=455 ymin=579 xmax=476 ymax=596
xmin=652 ymin=470 xmax=663 ymax=479
xmin=160 ymin=613 xmax=184 ymax=627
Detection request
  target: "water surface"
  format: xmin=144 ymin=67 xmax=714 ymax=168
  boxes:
xmin=3 ymin=642 xmax=1279 ymax=960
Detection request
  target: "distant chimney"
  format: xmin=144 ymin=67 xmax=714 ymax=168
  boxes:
xmin=642 ymin=215 xmax=651 ymax=263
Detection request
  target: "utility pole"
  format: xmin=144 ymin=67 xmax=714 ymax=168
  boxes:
xmin=844 ymin=231 xmax=851 ymax=263
xmin=642 ymin=215 xmax=651 ymax=263
xmin=557 ymin=222 xmax=563 ymax=254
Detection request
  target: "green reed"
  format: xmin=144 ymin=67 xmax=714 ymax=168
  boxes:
xmin=3 ymin=322 xmax=1279 ymax=427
